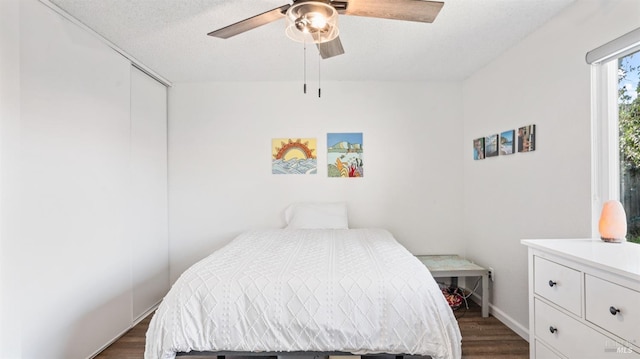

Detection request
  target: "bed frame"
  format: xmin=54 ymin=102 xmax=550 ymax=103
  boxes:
xmin=176 ymin=352 xmax=428 ymax=359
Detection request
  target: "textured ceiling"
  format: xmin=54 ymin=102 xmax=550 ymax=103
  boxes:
xmin=48 ymin=0 xmax=575 ymax=83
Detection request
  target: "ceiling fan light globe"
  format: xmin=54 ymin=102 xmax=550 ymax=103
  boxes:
xmin=285 ymin=1 xmax=339 ymax=44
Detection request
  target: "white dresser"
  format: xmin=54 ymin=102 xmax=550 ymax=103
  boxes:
xmin=521 ymin=239 xmax=640 ymax=358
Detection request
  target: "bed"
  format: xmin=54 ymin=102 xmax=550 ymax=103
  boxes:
xmin=145 ymin=226 xmax=461 ymax=359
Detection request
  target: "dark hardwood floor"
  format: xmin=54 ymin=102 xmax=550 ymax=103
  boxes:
xmin=453 ymin=302 xmax=529 ymax=358
xmin=95 ymin=301 xmax=528 ymax=359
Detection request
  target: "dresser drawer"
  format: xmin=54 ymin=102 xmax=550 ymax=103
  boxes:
xmin=534 ymin=298 xmax=639 ymax=358
xmin=534 ymin=256 xmax=581 ymax=316
xmin=585 ymin=274 xmax=640 ymax=349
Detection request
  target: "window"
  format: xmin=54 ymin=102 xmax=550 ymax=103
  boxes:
xmin=589 ymin=28 xmax=640 ymax=243
xmin=618 ymin=51 xmax=640 ymax=243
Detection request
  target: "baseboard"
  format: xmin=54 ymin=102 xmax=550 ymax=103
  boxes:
xmin=469 ymin=293 xmax=529 ymax=342
xmin=134 ymin=300 xmax=161 ymax=325
xmin=88 ymin=326 xmax=132 ymax=359
xmin=87 ymin=301 xmax=161 ymax=359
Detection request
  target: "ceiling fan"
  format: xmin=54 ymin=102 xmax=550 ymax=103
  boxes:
xmin=207 ymin=0 xmax=444 ymax=60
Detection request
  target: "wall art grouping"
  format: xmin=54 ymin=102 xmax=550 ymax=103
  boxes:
xmin=473 ymin=124 xmax=535 ymax=160
xmin=271 ymin=133 xmax=363 ymax=177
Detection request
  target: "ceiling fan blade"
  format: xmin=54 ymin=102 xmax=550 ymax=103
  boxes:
xmin=317 ymin=37 xmax=345 ymax=59
xmin=207 ymin=4 xmax=291 ymax=39
xmin=342 ymin=0 xmax=444 ymax=23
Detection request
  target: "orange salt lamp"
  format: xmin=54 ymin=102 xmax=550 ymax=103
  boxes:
xmin=598 ymin=200 xmax=627 ymax=243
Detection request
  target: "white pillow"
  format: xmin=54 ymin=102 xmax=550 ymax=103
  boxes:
xmin=284 ymin=202 xmax=349 ymax=229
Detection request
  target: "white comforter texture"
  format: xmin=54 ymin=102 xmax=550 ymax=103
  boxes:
xmin=145 ymin=229 xmax=462 ymax=359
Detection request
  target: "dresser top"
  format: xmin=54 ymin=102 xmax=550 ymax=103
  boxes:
xmin=521 ymin=239 xmax=640 ymax=281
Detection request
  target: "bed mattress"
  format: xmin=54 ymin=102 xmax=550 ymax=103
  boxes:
xmin=145 ymin=229 xmax=462 ymax=359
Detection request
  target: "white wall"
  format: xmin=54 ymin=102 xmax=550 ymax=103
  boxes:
xmin=462 ymin=0 xmax=640 ymax=337
xmin=169 ymin=81 xmax=464 ymax=281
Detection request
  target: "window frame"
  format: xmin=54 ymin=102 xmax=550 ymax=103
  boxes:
xmin=589 ymin=28 xmax=640 ymax=238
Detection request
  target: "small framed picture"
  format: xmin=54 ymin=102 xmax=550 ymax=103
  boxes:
xmin=485 ymin=134 xmax=499 ymax=158
xmin=517 ymin=125 xmax=536 ymax=152
xmin=327 ymin=132 xmax=363 ymax=178
xmin=271 ymin=138 xmax=317 ymax=174
xmin=473 ymin=138 xmax=485 ymax=160
xmin=500 ymin=130 xmax=515 ymax=155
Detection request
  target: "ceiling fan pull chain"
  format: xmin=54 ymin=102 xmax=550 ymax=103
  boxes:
xmin=303 ymin=41 xmax=307 ymax=94
xmin=318 ymin=52 xmax=321 ymax=98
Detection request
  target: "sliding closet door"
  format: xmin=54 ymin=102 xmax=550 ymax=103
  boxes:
xmin=19 ymin=1 xmax=132 ymax=357
xmin=130 ymin=67 xmax=169 ymax=321
xmin=0 ymin=1 xmax=21 ymax=357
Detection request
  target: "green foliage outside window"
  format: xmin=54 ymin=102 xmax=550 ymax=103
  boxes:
xmin=618 ymin=51 xmax=640 ymax=244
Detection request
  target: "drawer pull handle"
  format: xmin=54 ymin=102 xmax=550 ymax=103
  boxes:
xmin=609 ymin=306 xmax=621 ymax=315
xmin=548 ymin=280 xmax=557 ymax=287
xmin=549 ymin=326 xmax=558 ymax=334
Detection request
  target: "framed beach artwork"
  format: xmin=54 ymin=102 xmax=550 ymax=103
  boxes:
xmin=271 ymin=138 xmax=317 ymax=174
xmin=327 ymin=132 xmax=363 ymax=178
xmin=485 ymin=134 xmax=499 ymax=158
xmin=500 ymin=130 xmax=515 ymax=155
xmin=517 ymin=125 xmax=536 ymax=152
xmin=473 ymin=138 xmax=485 ymax=160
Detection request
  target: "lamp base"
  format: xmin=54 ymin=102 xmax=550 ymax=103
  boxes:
xmin=601 ymin=236 xmax=625 ymax=243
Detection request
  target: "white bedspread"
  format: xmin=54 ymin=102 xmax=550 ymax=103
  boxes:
xmin=145 ymin=229 xmax=462 ymax=359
